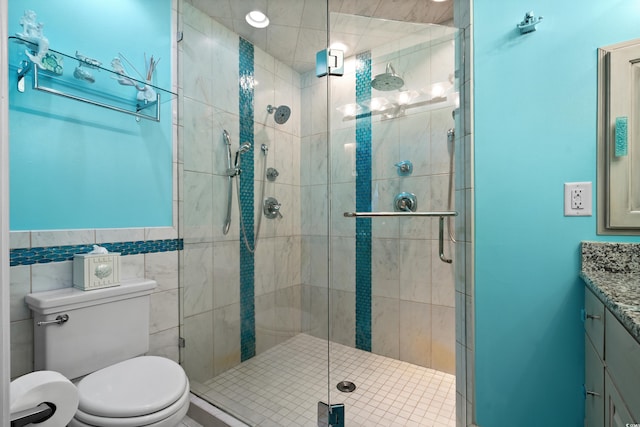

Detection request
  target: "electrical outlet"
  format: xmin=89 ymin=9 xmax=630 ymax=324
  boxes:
xmin=571 ymin=188 xmax=583 ymax=209
xmin=564 ymin=182 xmax=592 ymax=216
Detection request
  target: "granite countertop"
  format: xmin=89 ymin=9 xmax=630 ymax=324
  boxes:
xmin=581 ymin=241 xmax=640 ymax=344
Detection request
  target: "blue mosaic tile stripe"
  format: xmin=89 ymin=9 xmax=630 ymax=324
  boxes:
xmin=355 ymin=51 xmax=372 ymax=352
xmin=239 ymin=37 xmax=256 ymax=362
xmin=10 ymin=239 xmax=183 ymax=267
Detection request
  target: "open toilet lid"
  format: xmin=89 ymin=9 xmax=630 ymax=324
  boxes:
xmin=77 ymin=356 xmax=188 ymax=418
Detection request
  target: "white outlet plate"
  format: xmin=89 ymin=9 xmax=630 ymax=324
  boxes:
xmin=564 ymin=182 xmax=592 ymax=216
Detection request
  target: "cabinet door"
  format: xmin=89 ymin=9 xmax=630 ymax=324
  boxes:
xmin=605 ymin=310 xmax=640 ymax=421
xmin=605 ymin=372 xmax=635 ymax=426
xmin=585 ymin=335 xmax=604 ymax=426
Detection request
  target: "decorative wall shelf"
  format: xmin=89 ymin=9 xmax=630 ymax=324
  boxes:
xmin=8 ymin=36 xmax=176 ymax=122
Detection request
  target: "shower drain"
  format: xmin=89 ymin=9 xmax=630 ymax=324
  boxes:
xmin=336 ymin=381 xmax=356 ymax=393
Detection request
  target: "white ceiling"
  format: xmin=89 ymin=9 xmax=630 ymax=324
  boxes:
xmin=186 ymin=0 xmax=454 ymax=73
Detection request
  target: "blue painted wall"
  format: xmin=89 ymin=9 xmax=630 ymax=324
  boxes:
xmin=474 ymin=1 xmax=640 ymax=426
xmin=8 ymin=0 xmax=172 ymax=230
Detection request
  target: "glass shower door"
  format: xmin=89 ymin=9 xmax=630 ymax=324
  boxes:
xmin=326 ymin=17 xmax=460 ymax=426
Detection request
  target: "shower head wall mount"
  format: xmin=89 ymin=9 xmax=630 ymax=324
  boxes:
xmin=267 ymin=104 xmax=291 ymax=124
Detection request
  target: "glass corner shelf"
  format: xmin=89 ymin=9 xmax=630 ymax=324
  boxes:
xmin=8 ymin=36 xmax=177 ymax=122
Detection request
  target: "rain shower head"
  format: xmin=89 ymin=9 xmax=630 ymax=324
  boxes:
xmin=371 ymin=63 xmax=404 ymax=91
xmin=267 ymin=104 xmax=291 ymax=124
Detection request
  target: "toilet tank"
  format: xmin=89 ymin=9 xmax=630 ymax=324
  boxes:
xmin=25 ymin=279 xmax=156 ymax=380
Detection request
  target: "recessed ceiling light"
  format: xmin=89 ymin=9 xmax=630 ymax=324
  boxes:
xmin=246 ymin=10 xmax=269 ymax=28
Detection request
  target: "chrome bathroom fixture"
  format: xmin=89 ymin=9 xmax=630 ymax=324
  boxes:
xmin=336 ymin=381 xmax=356 ymax=393
xmin=517 ymin=11 xmax=543 ymax=34
xmin=223 ymin=130 xmax=252 ymax=235
xmin=394 ymin=192 xmax=417 ymax=212
xmin=371 ymin=63 xmax=404 ymax=91
xmin=263 ymin=197 xmax=283 ymax=219
xmin=316 ymin=48 xmax=345 ymax=77
xmin=36 ymin=314 xmax=69 ymax=327
xmin=343 ymin=210 xmax=457 ymax=264
xmin=446 ymin=128 xmax=457 ymax=244
xmin=222 ymin=130 xmax=268 ymax=253
xmin=267 ymin=104 xmax=291 ymax=124
xmin=394 ymin=160 xmax=413 ymax=176
xmin=318 ymin=402 xmax=345 ymax=427
xmin=223 ymin=129 xmax=234 ymax=235
xmin=266 ymin=167 xmax=279 ymax=181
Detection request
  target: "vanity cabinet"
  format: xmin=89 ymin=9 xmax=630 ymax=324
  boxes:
xmin=584 ymin=287 xmax=639 ymax=426
xmin=604 ymin=371 xmax=634 ymax=427
xmin=584 ymin=334 xmax=604 ymax=426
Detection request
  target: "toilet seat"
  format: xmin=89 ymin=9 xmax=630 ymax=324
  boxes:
xmin=70 ymin=356 xmax=190 ymax=427
xmin=71 ymin=384 xmax=189 ymax=427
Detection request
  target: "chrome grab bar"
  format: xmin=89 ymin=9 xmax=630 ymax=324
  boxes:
xmin=343 ymin=211 xmax=458 ymax=263
xmin=37 ymin=314 xmax=69 ymax=327
xmin=343 ymin=211 xmax=457 ymax=218
xmin=438 ymin=216 xmax=452 ymax=264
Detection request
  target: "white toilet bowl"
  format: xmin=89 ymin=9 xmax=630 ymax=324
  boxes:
xmin=25 ymin=281 xmax=190 ymax=427
xmin=68 ymin=356 xmax=190 ymax=427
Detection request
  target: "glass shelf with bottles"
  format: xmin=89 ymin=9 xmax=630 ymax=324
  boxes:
xmin=8 ymin=36 xmax=176 ymax=122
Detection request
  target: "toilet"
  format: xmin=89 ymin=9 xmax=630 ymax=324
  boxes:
xmin=25 ymin=279 xmax=190 ymax=427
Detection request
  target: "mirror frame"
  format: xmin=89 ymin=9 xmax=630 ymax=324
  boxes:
xmin=597 ymin=38 xmax=640 ymax=235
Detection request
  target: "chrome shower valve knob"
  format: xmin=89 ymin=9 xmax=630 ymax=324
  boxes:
xmin=263 ymin=197 xmax=283 ymax=219
xmin=394 ymin=192 xmax=417 ymax=212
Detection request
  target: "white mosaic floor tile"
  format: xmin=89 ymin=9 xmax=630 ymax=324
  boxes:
xmin=195 ymin=334 xmax=455 ymax=427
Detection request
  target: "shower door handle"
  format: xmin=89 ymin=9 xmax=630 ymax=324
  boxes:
xmin=343 ymin=211 xmax=457 ymax=263
xmin=343 ymin=211 xmax=457 ymax=218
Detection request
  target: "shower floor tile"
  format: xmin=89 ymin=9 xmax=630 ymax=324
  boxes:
xmin=197 ymin=334 xmax=455 ymax=427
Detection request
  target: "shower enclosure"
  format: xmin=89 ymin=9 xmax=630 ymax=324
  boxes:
xmin=178 ymin=1 xmax=463 ymax=425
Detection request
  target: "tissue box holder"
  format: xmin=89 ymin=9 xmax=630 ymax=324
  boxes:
xmin=73 ymin=253 xmax=120 ymax=291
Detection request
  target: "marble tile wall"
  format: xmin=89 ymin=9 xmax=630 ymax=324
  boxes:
xmin=300 ymin=26 xmax=457 ymax=375
xmin=179 ymin=2 xmax=303 ymax=384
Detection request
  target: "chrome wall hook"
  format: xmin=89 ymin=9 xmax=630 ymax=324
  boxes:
xmin=517 ymin=11 xmax=543 ymax=34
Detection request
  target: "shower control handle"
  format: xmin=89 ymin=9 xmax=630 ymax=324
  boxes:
xmin=395 ymin=160 xmax=413 ymax=176
xmin=264 ymin=197 xmax=283 ymax=219
xmin=266 ymin=167 xmax=279 ymax=181
xmin=394 ymin=192 xmax=417 ymax=212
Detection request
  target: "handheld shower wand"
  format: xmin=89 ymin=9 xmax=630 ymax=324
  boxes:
xmin=223 ymin=130 xmax=233 ymax=235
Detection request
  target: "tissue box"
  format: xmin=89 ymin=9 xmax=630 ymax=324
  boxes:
xmin=73 ymin=253 xmax=121 ymax=291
